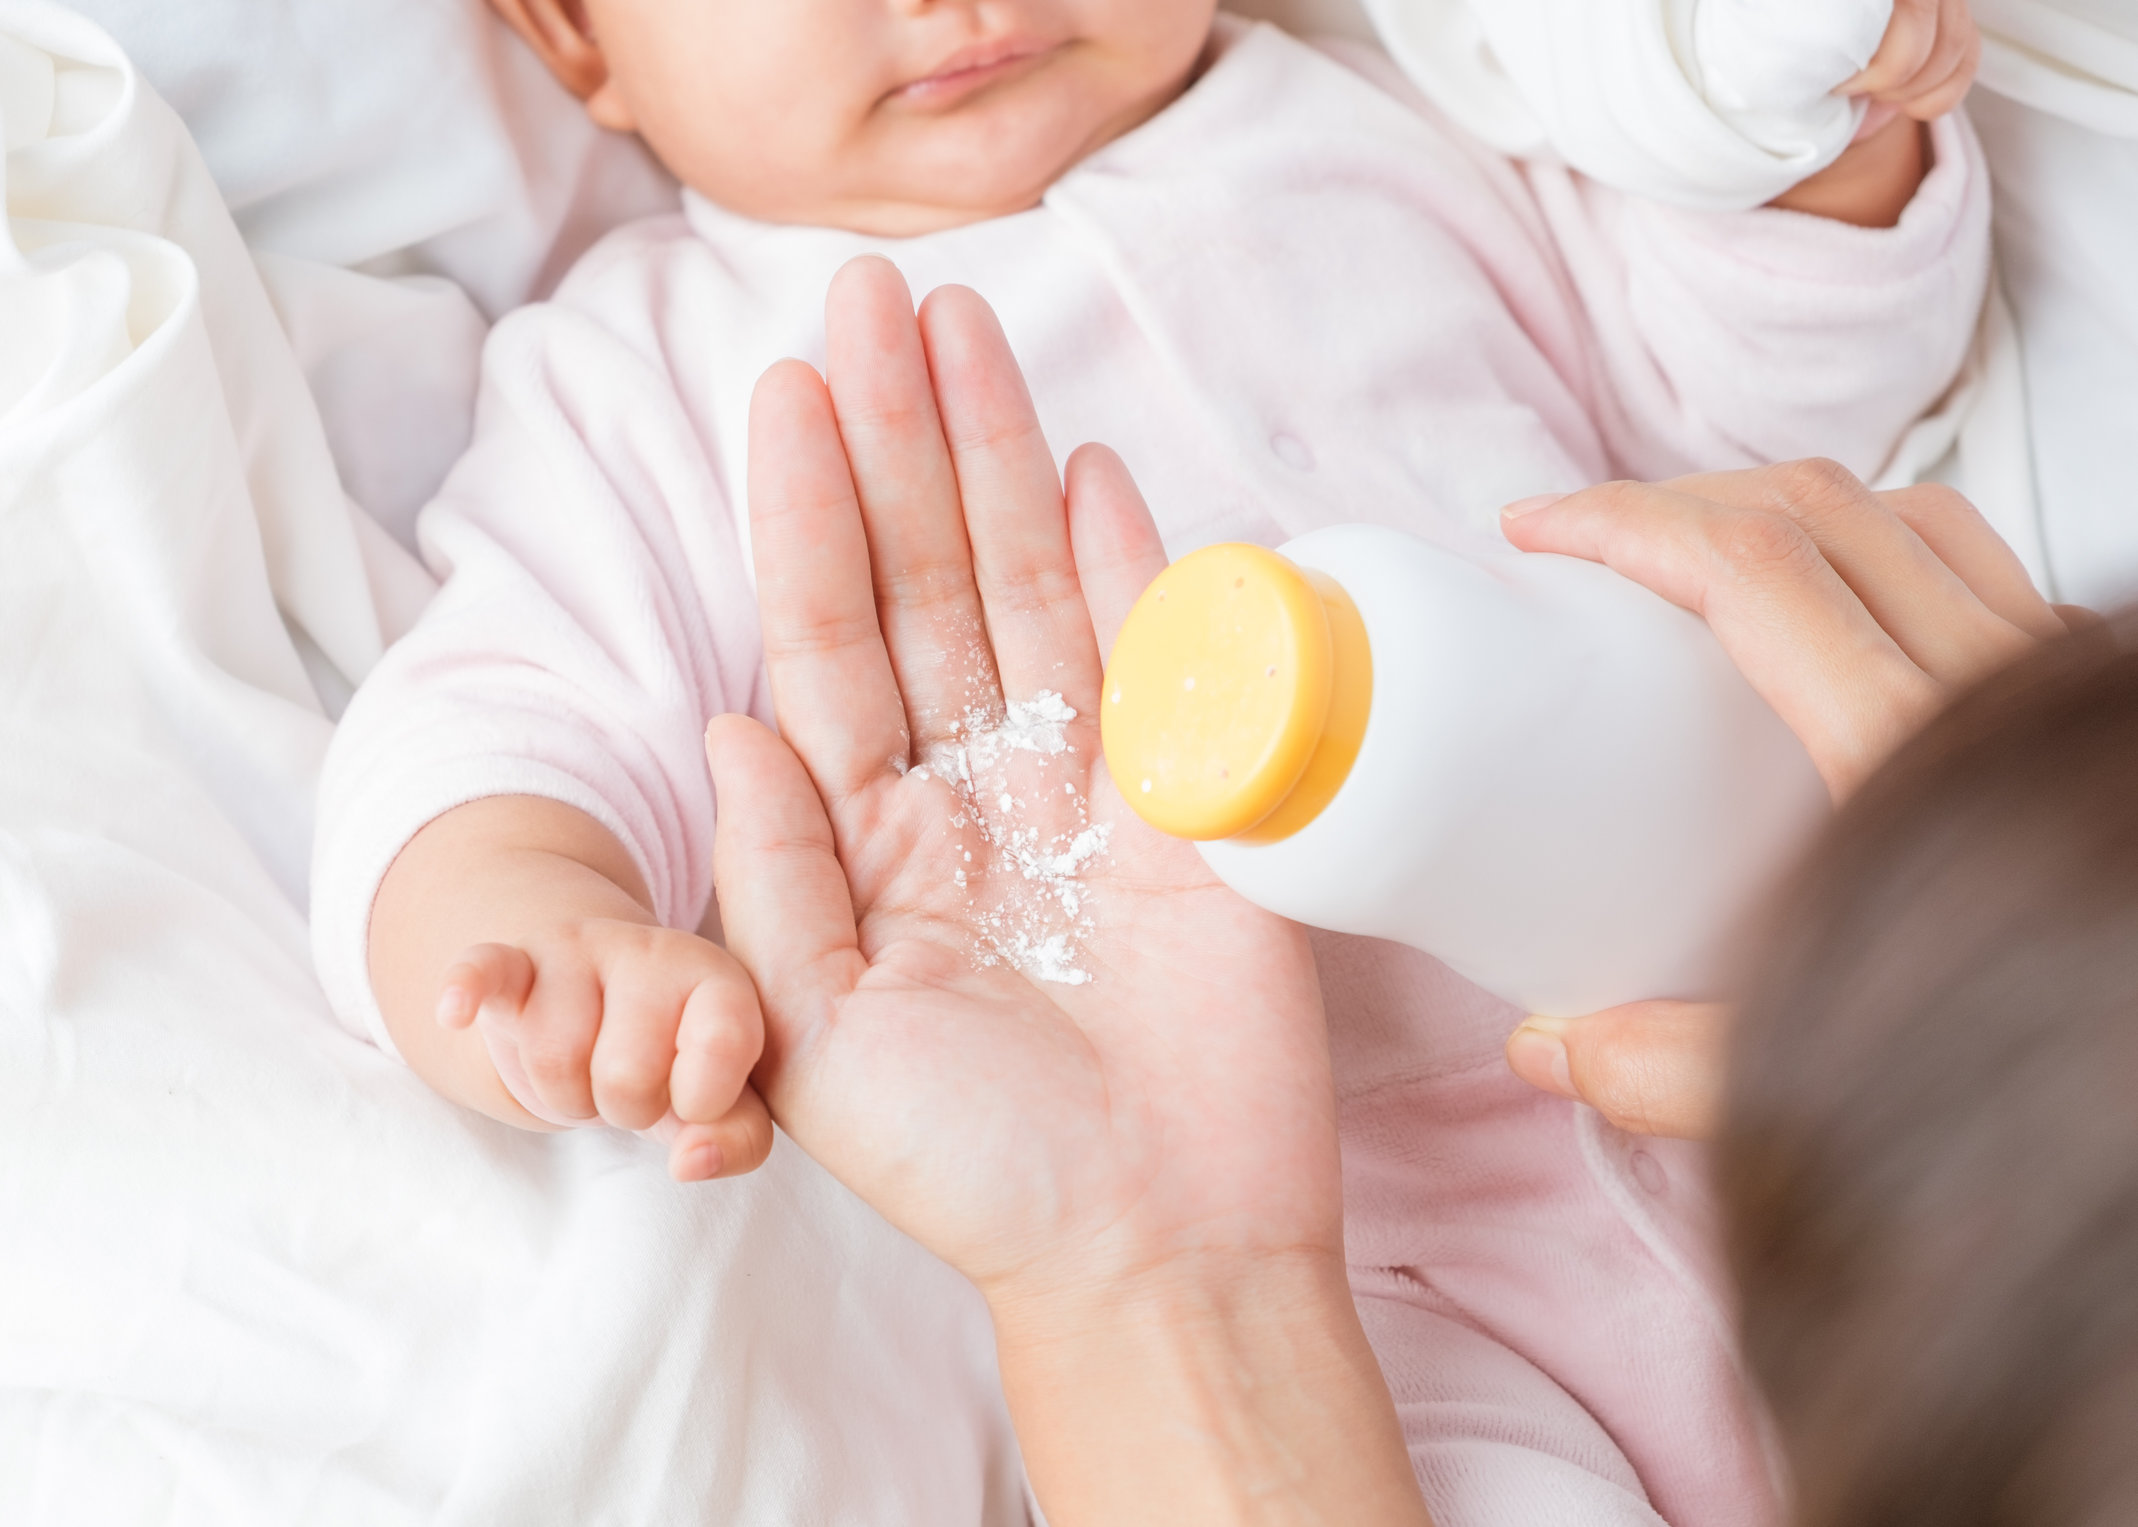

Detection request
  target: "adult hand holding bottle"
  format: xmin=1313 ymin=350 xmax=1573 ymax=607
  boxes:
xmin=1499 ymin=463 xmax=2070 ymax=1136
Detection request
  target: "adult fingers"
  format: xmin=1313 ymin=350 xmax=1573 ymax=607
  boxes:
xmin=826 ymin=257 xmax=998 ymax=751
xmin=1065 ymin=443 xmax=1169 ymax=660
xmin=1506 ymin=1003 xmax=1729 ymax=1140
xmin=749 ymin=357 xmax=913 ymax=806
xmin=1658 ymin=460 xmax=2030 ymax=686
xmin=705 ymin=714 xmax=867 ymax=1118
xmin=1877 ymin=483 xmax=2065 ymax=643
xmin=667 ymin=1086 xmax=777 ymax=1182
xmin=437 ymin=942 xmax=534 ymax=1030
xmin=921 ymin=284 xmax=1100 ymax=711
xmin=670 ymin=961 xmax=767 ymax=1125
xmin=1502 ymin=482 xmax=1938 ymax=795
xmin=1844 ymin=0 xmax=1938 ymax=96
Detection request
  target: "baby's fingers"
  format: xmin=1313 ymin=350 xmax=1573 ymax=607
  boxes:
xmin=501 ymin=954 xmax=605 ymax=1123
xmin=670 ymin=965 xmax=767 ymax=1125
xmin=437 ymin=943 xmax=535 ymax=1030
xmin=667 ymin=1088 xmax=776 ymax=1183
xmin=1844 ymin=0 xmax=1938 ymax=96
xmin=1888 ymin=0 xmax=1979 ymax=120
xmin=1846 ymin=0 xmax=1978 ymax=117
xmin=591 ymin=940 xmax=761 ymax=1131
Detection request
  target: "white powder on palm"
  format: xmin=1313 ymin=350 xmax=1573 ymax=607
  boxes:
xmin=914 ymin=690 xmax=1110 ymax=985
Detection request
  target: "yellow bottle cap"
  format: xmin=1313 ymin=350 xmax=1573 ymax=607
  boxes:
xmin=1101 ymin=543 xmax=1371 ymax=842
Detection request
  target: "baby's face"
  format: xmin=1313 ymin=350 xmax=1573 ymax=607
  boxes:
xmin=576 ymin=0 xmax=1219 ymax=235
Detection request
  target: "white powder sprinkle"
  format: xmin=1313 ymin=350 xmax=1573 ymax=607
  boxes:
xmin=917 ymin=690 xmax=1110 ymax=985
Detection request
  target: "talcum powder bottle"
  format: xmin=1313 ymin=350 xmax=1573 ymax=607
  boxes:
xmin=1099 ymin=526 xmax=1829 ymax=1016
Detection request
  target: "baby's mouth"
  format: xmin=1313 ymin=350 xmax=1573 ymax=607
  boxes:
xmin=890 ymin=38 xmax=1063 ymax=109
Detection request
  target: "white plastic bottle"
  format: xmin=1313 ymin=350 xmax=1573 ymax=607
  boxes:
xmin=1099 ymin=525 xmax=1829 ymax=1016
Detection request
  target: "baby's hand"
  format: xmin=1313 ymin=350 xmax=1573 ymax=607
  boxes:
xmin=1845 ymin=0 xmax=1980 ymax=123
xmin=1771 ymin=0 xmax=1978 ymax=225
xmin=436 ymin=921 xmax=771 ymax=1183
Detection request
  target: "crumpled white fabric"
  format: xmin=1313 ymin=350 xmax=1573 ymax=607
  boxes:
xmin=1976 ymin=0 xmax=2138 ymax=135
xmin=0 ymin=5 xmax=1025 ymax=1522
xmin=0 ymin=5 xmax=399 ymax=891
xmin=1350 ymin=0 xmax=2134 ymax=212
xmin=57 ymin=0 xmax=685 ymax=557
xmin=57 ymin=0 xmax=680 ymax=319
xmin=1358 ymin=0 xmax=1890 ymax=210
xmin=1964 ymin=0 xmax=2138 ymax=607
xmin=1338 ymin=0 xmax=2138 ymax=604
xmin=1831 ymin=0 xmax=2138 ymax=605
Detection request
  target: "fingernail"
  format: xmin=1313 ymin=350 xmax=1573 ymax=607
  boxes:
xmin=1507 ymin=1016 xmax=1576 ymax=1099
xmin=674 ymin=1140 xmax=724 ymax=1182
xmin=436 ymin=987 xmax=475 ymax=1028
xmin=1501 ymin=494 xmax=1566 ymax=520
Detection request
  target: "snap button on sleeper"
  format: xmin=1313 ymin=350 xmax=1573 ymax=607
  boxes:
xmin=1629 ymin=1149 xmax=1668 ymax=1196
xmin=1270 ymin=431 xmax=1316 ymax=471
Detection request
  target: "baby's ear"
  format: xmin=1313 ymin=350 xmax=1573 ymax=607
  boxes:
xmin=485 ymin=0 xmax=635 ymax=130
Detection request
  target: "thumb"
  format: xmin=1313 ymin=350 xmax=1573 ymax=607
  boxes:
xmin=705 ymin=713 xmax=866 ymax=1119
xmin=1506 ymin=1001 xmax=1730 ymax=1140
xmin=437 ymin=942 xmax=535 ymax=1029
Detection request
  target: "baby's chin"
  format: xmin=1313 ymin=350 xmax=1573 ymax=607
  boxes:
xmin=804 ymin=160 xmax=1069 ymax=238
xmin=704 ymin=147 xmax=1076 ymax=239
xmin=690 ymin=56 xmax=1188 ymax=237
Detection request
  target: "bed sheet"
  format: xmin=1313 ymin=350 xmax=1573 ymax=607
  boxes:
xmin=60 ymin=0 xmax=687 ymax=557
xmin=59 ymin=0 xmax=680 ymax=320
xmin=0 ymin=6 xmax=1026 ymax=1521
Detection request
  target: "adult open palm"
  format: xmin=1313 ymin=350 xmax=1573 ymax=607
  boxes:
xmin=707 ymin=258 xmax=1424 ymax=1523
xmin=708 ymin=256 xmax=1337 ymax=1297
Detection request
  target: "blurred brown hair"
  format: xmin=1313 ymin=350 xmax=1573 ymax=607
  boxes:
xmin=1722 ymin=607 xmax=2138 ymax=1527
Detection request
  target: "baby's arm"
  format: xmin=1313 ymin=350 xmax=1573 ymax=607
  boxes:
xmin=313 ymin=232 xmax=779 ymax=1179
xmin=367 ymin=794 xmax=770 ymax=1182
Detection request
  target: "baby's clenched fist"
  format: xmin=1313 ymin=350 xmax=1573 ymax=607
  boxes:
xmin=1846 ymin=0 xmax=1980 ymax=123
xmin=435 ymin=920 xmax=771 ymax=1183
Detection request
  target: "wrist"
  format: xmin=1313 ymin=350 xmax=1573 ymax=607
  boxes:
xmin=989 ymin=1250 xmax=1428 ymax=1526
xmin=1766 ymin=113 xmax=1928 ymax=229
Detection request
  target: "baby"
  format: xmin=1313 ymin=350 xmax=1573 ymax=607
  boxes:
xmin=313 ymin=1 xmax=1989 ymax=1521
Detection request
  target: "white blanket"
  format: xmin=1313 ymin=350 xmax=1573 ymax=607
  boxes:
xmin=60 ymin=0 xmax=685 ymax=554
xmin=1316 ymin=0 xmax=2138 ymax=605
xmin=1361 ymin=0 xmax=1887 ymax=211
xmin=59 ymin=0 xmax=680 ymax=318
xmin=0 ymin=7 xmax=1024 ymax=1521
xmin=1969 ymin=0 xmax=2138 ymax=607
